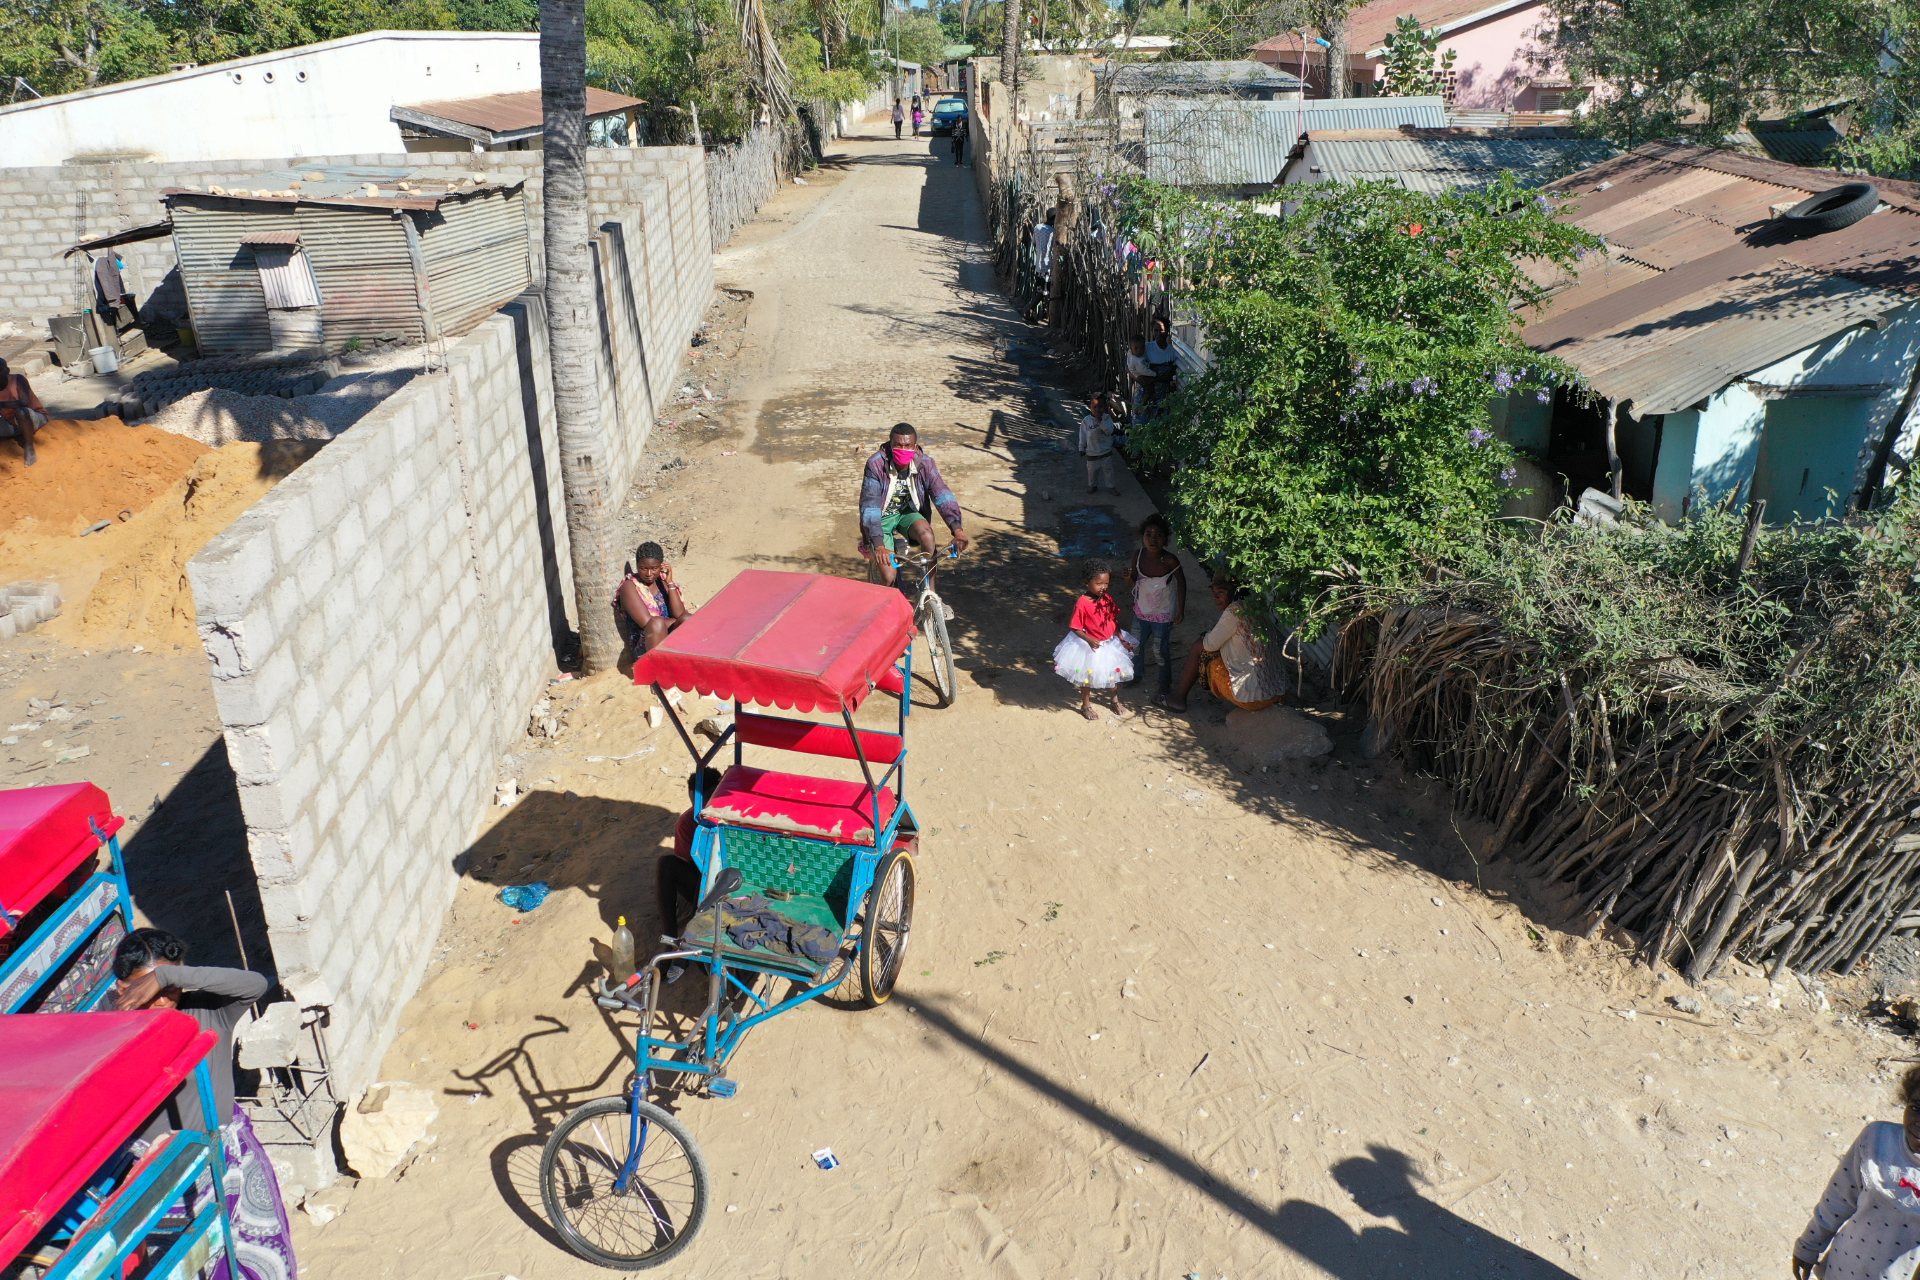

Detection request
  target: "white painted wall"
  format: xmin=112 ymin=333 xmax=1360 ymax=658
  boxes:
xmin=1681 ymin=304 xmax=1920 ymax=513
xmin=0 ymin=31 xmax=540 ymax=168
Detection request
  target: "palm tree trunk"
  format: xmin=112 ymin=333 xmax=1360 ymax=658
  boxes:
xmin=1000 ymin=0 xmax=1020 ymax=89
xmin=540 ymin=0 xmax=622 ymax=674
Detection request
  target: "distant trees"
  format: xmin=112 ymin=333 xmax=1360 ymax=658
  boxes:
xmin=1537 ymin=0 xmax=1918 ymax=178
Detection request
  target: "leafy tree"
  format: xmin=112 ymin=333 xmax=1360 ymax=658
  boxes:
xmin=1379 ymin=13 xmax=1455 ymax=96
xmin=1114 ymin=175 xmax=1599 ymax=625
xmin=1536 ymin=0 xmax=1905 ymax=160
xmin=450 ymin=0 xmax=538 ymax=29
xmin=886 ymin=8 xmax=948 ymax=65
xmin=0 ymin=0 xmax=168 ymax=95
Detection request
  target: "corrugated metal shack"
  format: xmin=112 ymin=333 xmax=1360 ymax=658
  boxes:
xmin=1503 ymin=143 xmax=1920 ymax=523
xmin=163 ymin=164 xmax=531 ymax=356
xmin=1141 ymin=97 xmax=1446 ymax=192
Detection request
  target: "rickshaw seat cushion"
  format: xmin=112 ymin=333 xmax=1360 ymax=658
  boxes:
xmin=0 ymin=1010 xmax=213 ymax=1262
xmin=700 ymin=766 xmax=896 ymax=846
xmin=733 ymin=712 xmax=903 ymax=764
xmin=0 ymin=783 xmax=124 ymax=938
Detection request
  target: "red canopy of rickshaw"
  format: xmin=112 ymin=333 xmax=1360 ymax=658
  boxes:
xmin=632 ymin=571 xmax=915 ymax=713
xmin=0 ymin=1011 xmax=213 ymax=1262
xmin=0 ymin=784 xmax=124 ymax=940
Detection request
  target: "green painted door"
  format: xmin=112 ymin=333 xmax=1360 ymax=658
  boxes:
xmin=1750 ymin=398 xmax=1872 ymax=522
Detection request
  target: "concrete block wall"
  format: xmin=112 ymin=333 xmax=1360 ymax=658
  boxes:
xmin=0 ymin=145 xmax=713 ymax=333
xmin=186 ymin=148 xmax=712 ymax=1097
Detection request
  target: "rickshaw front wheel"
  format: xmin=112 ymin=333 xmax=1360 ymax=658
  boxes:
xmin=540 ymin=1096 xmax=710 ymax=1270
xmin=859 ymin=847 xmax=918 ymax=1006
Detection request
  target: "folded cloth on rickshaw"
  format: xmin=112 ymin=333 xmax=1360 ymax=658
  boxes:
xmin=710 ymin=893 xmax=840 ymax=964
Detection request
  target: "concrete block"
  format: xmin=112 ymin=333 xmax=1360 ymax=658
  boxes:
xmin=210 ymin=644 xmax=300 ymax=727
xmin=268 ymin=489 xmax=319 ymax=563
xmin=238 ymin=1001 xmax=304 ymax=1069
xmin=246 ymin=825 xmax=299 ymax=883
xmin=189 ymin=522 xmax=278 ymax=625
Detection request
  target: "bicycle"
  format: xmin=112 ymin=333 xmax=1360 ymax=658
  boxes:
xmin=866 ymin=541 xmax=959 ymax=708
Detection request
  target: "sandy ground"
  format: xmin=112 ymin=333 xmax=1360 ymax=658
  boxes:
xmin=240 ymin=127 xmax=1920 ymax=1278
xmin=0 ymin=421 xmax=326 ymax=977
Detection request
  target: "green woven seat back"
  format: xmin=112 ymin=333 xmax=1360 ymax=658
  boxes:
xmin=717 ymin=828 xmax=857 ymax=932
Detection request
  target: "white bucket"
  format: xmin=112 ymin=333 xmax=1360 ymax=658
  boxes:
xmin=89 ymin=345 xmax=119 ymax=374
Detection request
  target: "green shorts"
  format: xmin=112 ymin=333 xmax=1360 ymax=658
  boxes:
xmin=881 ymin=511 xmax=930 ymax=547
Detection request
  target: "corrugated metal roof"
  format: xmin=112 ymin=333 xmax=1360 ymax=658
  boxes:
xmin=1294 ymin=131 xmax=1616 ymax=193
xmin=1142 ymin=97 xmax=1446 ymax=187
xmin=162 ymin=164 xmax=522 ymax=210
xmin=1525 ymin=142 xmax=1920 ymax=414
xmin=239 ymin=229 xmax=302 ymax=245
xmin=1108 ymin=61 xmax=1303 ymax=96
xmin=395 ymin=87 xmax=642 ymax=142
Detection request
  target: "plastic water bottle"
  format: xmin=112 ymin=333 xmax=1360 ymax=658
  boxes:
xmin=611 ymin=916 xmax=636 ymax=985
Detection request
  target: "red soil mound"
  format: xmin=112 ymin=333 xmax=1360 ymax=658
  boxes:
xmin=0 ymin=418 xmax=209 ymax=535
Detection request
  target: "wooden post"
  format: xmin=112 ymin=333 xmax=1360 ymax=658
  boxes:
xmin=1046 ymin=172 xmax=1073 ymax=327
xmin=1605 ymin=399 xmax=1624 ymax=500
xmin=1734 ymin=497 xmax=1767 ymax=580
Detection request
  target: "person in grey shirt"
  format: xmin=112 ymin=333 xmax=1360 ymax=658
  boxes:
xmin=113 ymin=927 xmax=270 ymax=1136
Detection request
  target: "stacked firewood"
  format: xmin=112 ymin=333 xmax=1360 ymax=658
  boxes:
xmin=1334 ymin=502 xmax=1920 ymax=982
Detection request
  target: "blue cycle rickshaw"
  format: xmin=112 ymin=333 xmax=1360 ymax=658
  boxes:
xmin=0 ymin=784 xmax=134 ymax=1014
xmin=538 ymin=571 xmax=923 ymax=1269
xmin=1 ymin=1011 xmax=248 ymax=1280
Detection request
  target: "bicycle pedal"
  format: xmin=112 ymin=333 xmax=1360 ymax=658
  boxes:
xmin=709 ymin=1077 xmax=740 ymax=1099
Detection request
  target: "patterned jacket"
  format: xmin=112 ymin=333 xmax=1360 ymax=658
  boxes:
xmin=859 ymin=447 xmax=963 ymax=554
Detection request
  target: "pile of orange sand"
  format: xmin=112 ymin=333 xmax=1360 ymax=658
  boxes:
xmin=0 ymin=418 xmax=209 ymax=535
xmin=0 ymin=436 xmax=326 ymax=650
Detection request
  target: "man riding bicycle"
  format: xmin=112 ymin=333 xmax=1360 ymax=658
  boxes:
xmin=859 ymin=423 xmax=970 ymax=597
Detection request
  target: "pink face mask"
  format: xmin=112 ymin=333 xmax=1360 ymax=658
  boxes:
xmin=890 ymin=447 xmax=915 ymax=467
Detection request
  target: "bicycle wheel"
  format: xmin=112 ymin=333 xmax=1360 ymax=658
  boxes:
xmin=918 ymin=599 xmax=958 ymax=707
xmin=540 ymin=1096 xmax=709 ymax=1270
xmin=859 ymin=847 xmax=917 ymax=1007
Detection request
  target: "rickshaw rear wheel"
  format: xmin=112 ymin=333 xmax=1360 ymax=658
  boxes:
xmin=540 ymin=1096 xmax=710 ymax=1270
xmin=859 ymin=847 xmax=917 ymax=1006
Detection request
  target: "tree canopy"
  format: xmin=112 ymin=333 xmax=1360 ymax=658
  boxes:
xmin=1115 ymin=175 xmax=1599 ymax=625
xmin=1537 ymin=0 xmax=1919 ymax=178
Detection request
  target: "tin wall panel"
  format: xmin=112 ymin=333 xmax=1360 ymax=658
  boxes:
xmin=419 ymin=189 xmax=531 ymax=339
xmin=293 ymin=205 xmax=421 ymax=350
xmin=169 ymin=199 xmax=290 ymax=357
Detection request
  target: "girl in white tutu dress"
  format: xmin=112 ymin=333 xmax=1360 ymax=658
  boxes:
xmin=1053 ymin=558 xmax=1135 ymax=719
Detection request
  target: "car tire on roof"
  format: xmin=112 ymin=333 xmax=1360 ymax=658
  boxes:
xmin=1781 ymin=183 xmax=1880 ymax=235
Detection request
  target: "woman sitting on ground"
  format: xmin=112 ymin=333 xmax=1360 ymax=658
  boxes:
xmin=1160 ymin=577 xmax=1286 ymax=713
xmin=617 ymin=541 xmax=694 ymax=659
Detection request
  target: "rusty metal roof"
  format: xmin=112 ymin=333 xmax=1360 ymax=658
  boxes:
xmin=393 ymin=87 xmax=644 ymax=144
xmin=238 ymin=229 xmax=302 ymax=245
xmin=1523 ymin=142 xmax=1920 ymax=414
xmin=159 ymin=165 xmax=525 ymax=212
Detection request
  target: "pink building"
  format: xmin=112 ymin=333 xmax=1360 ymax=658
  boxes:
xmin=1249 ymin=0 xmax=1571 ymax=113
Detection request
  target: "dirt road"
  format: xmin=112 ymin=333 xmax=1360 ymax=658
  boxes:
xmin=292 ymin=123 xmax=1910 ymax=1279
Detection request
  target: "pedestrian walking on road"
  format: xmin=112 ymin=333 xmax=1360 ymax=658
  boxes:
xmin=1080 ymin=392 xmax=1120 ymax=495
xmin=1124 ymin=513 xmax=1186 ymax=697
xmin=912 ymin=103 xmax=924 ymax=135
xmin=952 ymin=119 xmax=968 ymax=164
xmin=1053 ymin=559 xmax=1133 ymax=720
xmin=892 ymin=98 xmax=904 ymax=139
xmin=1794 ymin=1065 xmax=1920 ymax=1279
